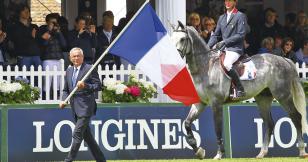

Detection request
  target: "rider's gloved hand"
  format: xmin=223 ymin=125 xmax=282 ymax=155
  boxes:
xmin=215 ymin=41 xmax=225 ymax=50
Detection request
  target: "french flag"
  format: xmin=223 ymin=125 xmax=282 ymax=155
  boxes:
xmin=109 ymin=3 xmax=200 ymax=105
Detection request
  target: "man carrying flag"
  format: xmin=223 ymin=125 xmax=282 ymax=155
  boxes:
xmin=61 ymin=0 xmax=200 ymax=108
xmin=60 ymin=2 xmax=200 ymax=160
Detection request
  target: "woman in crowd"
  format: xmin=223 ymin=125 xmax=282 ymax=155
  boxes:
xmin=258 ymin=37 xmax=274 ymax=54
xmin=273 ymin=37 xmax=297 ymax=63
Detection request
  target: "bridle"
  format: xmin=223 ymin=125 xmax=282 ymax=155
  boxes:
xmin=174 ymin=29 xmax=191 ymax=57
xmin=174 ymin=27 xmax=222 ymax=58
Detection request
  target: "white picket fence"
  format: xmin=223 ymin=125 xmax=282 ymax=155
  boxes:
xmin=0 ymin=60 xmax=307 ymax=104
xmin=0 ymin=60 xmax=174 ymax=104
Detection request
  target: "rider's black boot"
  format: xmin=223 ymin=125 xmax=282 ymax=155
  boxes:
xmin=227 ymin=68 xmax=245 ymax=97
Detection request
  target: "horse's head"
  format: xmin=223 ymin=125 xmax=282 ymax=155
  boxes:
xmin=171 ymin=21 xmax=192 ymax=58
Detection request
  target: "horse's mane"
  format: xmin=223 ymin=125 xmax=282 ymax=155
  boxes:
xmin=186 ymin=26 xmax=211 ymax=56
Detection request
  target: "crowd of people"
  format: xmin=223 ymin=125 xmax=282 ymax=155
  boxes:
xmin=0 ymin=4 xmax=134 ymax=71
xmin=187 ymin=8 xmax=308 ymax=64
xmin=0 ymin=4 xmax=308 ymax=72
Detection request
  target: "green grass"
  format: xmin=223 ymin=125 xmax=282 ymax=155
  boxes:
xmin=74 ymin=158 xmax=308 ymax=162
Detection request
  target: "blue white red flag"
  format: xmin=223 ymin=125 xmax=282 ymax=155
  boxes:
xmin=109 ymin=3 xmax=200 ymax=105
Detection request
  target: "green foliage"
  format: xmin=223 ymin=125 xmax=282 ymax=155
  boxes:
xmin=0 ymin=80 xmax=40 ymax=104
xmin=302 ymin=80 xmax=308 ymax=97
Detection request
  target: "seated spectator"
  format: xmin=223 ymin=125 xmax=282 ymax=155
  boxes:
xmin=273 ymin=37 xmax=297 ymax=63
xmin=295 ymin=38 xmax=308 ymax=65
xmin=258 ymin=37 xmax=274 ymax=54
xmin=201 ymin=16 xmax=216 ymax=43
xmin=188 ymin=12 xmax=202 ymax=33
xmin=68 ymin=16 xmax=96 ymax=64
xmin=284 ymin=13 xmax=297 ymax=46
xmin=11 ymin=4 xmax=41 ymax=70
xmin=96 ymin=13 xmax=121 ymax=69
xmin=274 ymin=35 xmax=283 ymax=50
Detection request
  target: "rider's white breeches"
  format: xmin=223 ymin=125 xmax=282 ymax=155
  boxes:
xmin=223 ymin=50 xmax=241 ymax=71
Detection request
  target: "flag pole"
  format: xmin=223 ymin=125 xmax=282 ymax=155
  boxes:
xmin=63 ymin=0 xmax=150 ymax=104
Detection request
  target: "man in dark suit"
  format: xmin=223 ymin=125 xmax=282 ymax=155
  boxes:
xmin=59 ymin=47 xmax=106 ymax=162
xmin=96 ymin=14 xmax=121 ymax=69
xmin=208 ymin=0 xmax=248 ymax=98
xmin=68 ymin=16 xmax=97 ymax=64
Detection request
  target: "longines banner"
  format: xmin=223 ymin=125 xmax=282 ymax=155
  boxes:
xmin=7 ymin=105 xmax=218 ymax=161
xmin=4 ymin=104 xmax=308 ymax=161
xmin=230 ymin=105 xmax=308 ymax=158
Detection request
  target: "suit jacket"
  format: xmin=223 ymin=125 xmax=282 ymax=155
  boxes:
xmin=208 ymin=9 xmax=248 ymax=55
xmin=68 ymin=30 xmax=97 ymax=63
xmin=96 ymin=29 xmax=121 ymax=69
xmin=62 ymin=63 xmax=101 ymax=117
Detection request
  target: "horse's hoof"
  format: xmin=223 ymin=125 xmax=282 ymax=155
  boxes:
xmin=213 ymin=152 xmax=223 ymax=160
xmin=299 ymin=153 xmax=308 ymax=158
xmin=256 ymin=150 xmax=268 ymax=159
xmin=195 ymin=147 xmax=206 ymax=160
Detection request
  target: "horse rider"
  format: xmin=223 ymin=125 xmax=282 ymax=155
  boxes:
xmin=208 ymin=0 xmax=248 ymax=98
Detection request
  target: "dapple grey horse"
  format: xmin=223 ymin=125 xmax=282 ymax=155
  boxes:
xmin=171 ymin=23 xmax=308 ymax=159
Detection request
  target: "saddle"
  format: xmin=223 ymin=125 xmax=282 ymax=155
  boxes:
xmin=219 ymin=52 xmax=251 ymax=77
xmin=219 ymin=52 xmax=256 ymax=100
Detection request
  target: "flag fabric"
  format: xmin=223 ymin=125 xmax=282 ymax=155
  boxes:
xmin=109 ymin=3 xmax=200 ymax=105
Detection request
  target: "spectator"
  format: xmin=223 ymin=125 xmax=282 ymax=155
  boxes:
xmin=58 ymin=16 xmax=70 ymax=68
xmin=37 ymin=13 xmax=66 ymax=93
xmin=11 ymin=4 xmax=41 ymax=70
xmin=188 ymin=12 xmax=202 ymax=33
xmin=97 ymin=11 xmax=117 ymax=32
xmin=258 ymin=37 xmax=274 ymax=54
xmin=201 ymin=16 xmax=216 ymax=43
xmin=0 ymin=18 xmax=7 ymax=65
xmin=116 ymin=17 xmax=128 ymax=34
xmin=295 ymin=11 xmax=308 ymax=51
xmin=296 ymin=11 xmax=308 ymax=38
xmin=80 ymin=12 xmax=96 ymax=28
xmin=58 ymin=16 xmax=69 ymax=50
xmin=295 ymin=38 xmax=308 ymax=65
xmin=274 ymin=35 xmax=283 ymax=50
xmin=284 ymin=13 xmax=298 ymax=48
xmin=258 ymin=8 xmax=285 ymax=49
xmin=273 ymin=37 xmax=297 ymax=63
xmin=68 ymin=16 xmax=96 ymax=64
xmin=96 ymin=14 xmax=121 ymax=69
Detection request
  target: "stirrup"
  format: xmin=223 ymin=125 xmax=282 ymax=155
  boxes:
xmin=230 ymin=89 xmax=245 ymax=99
xmin=236 ymin=90 xmax=246 ymax=97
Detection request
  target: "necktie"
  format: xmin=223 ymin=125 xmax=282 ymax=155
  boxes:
xmin=107 ymin=33 xmax=111 ymax=43
xmin=72 ymin=68 xmax=78 ymax=87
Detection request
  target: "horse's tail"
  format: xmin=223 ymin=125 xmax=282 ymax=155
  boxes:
xmin=291 ymin=79 xmax=308 ymax=135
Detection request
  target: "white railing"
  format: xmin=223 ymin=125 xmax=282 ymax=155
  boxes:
xmin=0 ymin=61 xmax=307 ymax=104
xmin=0 ymin=59 xmax=173 ymax=104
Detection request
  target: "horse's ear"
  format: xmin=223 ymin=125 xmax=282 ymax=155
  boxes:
xmin=167 ymin=19 xmax=176 ymax=31
xmin=178 ymin=20 xmax=185 ymax=30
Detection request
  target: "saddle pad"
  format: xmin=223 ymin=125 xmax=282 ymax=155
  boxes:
xmin=239 ymin=60 xmax=257 ymax=80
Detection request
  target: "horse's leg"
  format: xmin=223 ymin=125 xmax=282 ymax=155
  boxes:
xmin=184 ymin=103 xmax=206 ymax=159
xmin=254 ymin=90 xmax=274 ymax=159
xmin=212 ymin=103 xmax=224 ymax=160
xmin=274 ymin=97 xmax=308 ymax=157
xmin=289 ymin=110 xmax=308 ymax=158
